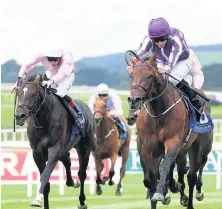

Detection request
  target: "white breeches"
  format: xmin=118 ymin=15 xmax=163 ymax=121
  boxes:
xmin=46 ymin=71 xmax=75 ymax=97
xmin=189 ymin=50 xmax=204 ymax=89
xmin=157 ymin=58 xmax=192 ymax=86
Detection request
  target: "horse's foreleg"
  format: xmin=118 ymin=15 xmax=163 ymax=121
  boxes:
xmin=116 ymin=144 xmax=129 ymax=196
xmin=77 ymin=147 xmax=90 ymax=209
xmin=31 ymin=151 xmax=50 ymax=209
xmin=168 ymin=162 xmax=178 ymax=193
xmin=187 ymin=147 xmax=201 ymax=209
xmin=195 ymin=155 xmax=207 ymax=201
xmin=60 ymin=152 xmax=80 ymax=188
xmin=109 ymin=152 xmax=118 ymax=186
xmin=176 ymin=153 xmax=189 ymax=207
xmin=152 ymin=140 xmax=180 ymax=203
xmin=95 ymin=157 xmax=104 ymax=195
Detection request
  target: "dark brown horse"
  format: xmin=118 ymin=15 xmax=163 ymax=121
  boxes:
xmin=15 ymin=74 xmax=96 ymax=209
xmin=93 ymin=97 xmax=131 ymax=196
xmin=127 ymin=54 xmax=213 ymax=209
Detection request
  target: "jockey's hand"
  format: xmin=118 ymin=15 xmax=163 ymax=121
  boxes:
xmin=158 ymin=65 xmax=171 ymax=74
xmin=158 ymin=68 xmax=167 ymax=74
xmin=11 ymin=83 xmax=18 ymax=94
xmin=42 ymin=79 xmax=54 ymax=88
xmin=11 ymin=77 xmax=22 ymax=94
xmin=107 ymin=111 xmax=116 ymax=117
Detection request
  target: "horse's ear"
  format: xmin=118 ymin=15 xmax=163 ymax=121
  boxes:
xmin=147 ymin=54 xmax=156 ymax=66
xmin=34 ymin=74 xmax=41 ymax=85
xmin=130 ymin=55 xmax=138 ymax=65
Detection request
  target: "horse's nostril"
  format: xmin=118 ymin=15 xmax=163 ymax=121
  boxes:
xmin=127 ymin=97 xmax=132 ymax=104
xmin=16 ymin=113 xmax=26 ymax=120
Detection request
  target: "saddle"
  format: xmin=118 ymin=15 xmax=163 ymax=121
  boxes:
xmin=114 ymin=117 xmax=128 ymax=140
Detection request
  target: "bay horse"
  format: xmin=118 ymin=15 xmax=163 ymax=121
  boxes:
xmin=15 ymin=74 xmax=96 ymax=209
xmin=126 ymin=54 xmax=213 ymax=209
xmin=93 ymin=97 xmax=131 ymax=196
xmin=128 ymin=108 xmax=189 ymax=207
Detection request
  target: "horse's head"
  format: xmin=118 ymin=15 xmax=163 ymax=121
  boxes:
xmin=127 ymin=55 xmax=165 ymax=111
xmin=93 ymin=97 xmax=108 ymax=126
xmin=15 ymin=74 xmax=45 ymax=126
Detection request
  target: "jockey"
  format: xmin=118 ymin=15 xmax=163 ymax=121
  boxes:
xmin=134 ymin=17 xmax=205 ymax=115
xmin=14 ymin=49 xmax=85 ymax=137
xmin=88 ymin=83 xmax=128 ymax=139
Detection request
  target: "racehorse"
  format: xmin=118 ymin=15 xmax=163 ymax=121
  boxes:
xmin=126 ymin=53 xmax=213 ymax=209
xmin=15 ymin=74 xmax=96 ymax=209
xmin=128 ymin=107 xmax=189 ymax=207
xmin=93 ymin=97 xmax=131 ymax=196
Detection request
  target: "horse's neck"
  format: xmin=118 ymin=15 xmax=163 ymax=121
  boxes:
xmin=96 ymin=116 xmax=115 ymax=138
xmin=146 ymin=83 xmax=176 ymax=116
xmin=35 ymin=94 xmax=60 ymax=126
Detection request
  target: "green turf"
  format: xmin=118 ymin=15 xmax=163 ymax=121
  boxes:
xmin=1 ymin=174 xmax=222 ymax=209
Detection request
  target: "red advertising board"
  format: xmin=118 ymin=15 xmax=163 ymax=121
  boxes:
xmin=1 ymin=148 xmax=110 ymax=183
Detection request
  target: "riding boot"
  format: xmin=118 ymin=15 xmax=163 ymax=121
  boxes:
xmin=176 ymin=79 xmax=205 ymax=120
xmin=63 ymin=95 xmax=85 ymax=138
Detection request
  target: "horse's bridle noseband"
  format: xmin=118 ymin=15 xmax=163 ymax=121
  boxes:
xmin=130 ymin=62 xmax=169 ymax=103
xmin=17 ymin=83 xmax=47 ymax=118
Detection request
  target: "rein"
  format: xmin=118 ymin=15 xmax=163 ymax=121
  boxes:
xmin=130 ymin=63 xmax=182 ymax=118
xmin=94 ymin=110 xmax=116 ymax=140
xmin=17 ymin=83 xmax=48 ymax=128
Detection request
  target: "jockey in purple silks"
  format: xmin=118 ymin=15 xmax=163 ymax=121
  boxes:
xmin=134 ymin=17 xmax=205 ymax=114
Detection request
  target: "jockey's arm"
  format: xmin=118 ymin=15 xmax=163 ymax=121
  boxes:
xmin=165 ymin=36 xmax=183 ymax=68
xmin=88 ymin=95 xmax=96 ymax=114
xmin=109 ymin=94 xmax=124 ymax=117
xmin=137 ymin=37 xmax=153 ymax=61
xmin=18 ymin=55 xmax=44 ymax=77
xmin=51 ymin=53 xmax=74 ymax=84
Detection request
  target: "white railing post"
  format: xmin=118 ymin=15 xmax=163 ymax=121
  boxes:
xmin=58 ymin=161 xmax=65 ymax=195
xmin=216 ymin=152 xmax=222 ymax=190
xmin=89 ymin=153 xmax=95 ymax=195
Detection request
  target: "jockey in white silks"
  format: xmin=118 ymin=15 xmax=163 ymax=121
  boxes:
xmin=13 ymin=49 xmax=85 ymax=137
xmin=88 ymin=83 xmax=128 ymax=139
xmin=133 ymin=17 xmax=205 ymax=114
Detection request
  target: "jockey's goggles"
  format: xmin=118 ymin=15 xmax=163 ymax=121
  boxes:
xmin=46 ymin=57 xmax=60 ymax=62
xmin=98 ymin=94 xmax=108 ymax=97
xmin=152 ymin=36 xmax=168 ymax=43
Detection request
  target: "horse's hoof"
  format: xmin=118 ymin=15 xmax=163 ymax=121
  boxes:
xmin=161 ymin=193 xmax=171 ymax=205
xmin=151 ymin=193 xmax=164 ymax=202
xmin=108 ymin=180 xmax=114 ymax=186
xmin=66 ymin=179 xmax=74 ymax=187
xmin=96 ymin=187 xmax=102 ymax=195
xmin=195 ymin=190 xmax=204 ymax=201
xmin=115 ymin=190 xmax=122 ymax=196
xmin=78 ymin=204 xmax=87 ymax=209
xmin=102 ymin=176 xmax=109 ymax=184
xmin=169 ymin=182 xmax=181 ymax=193
xmin=180 ymin=194 xmax=189 ymax=207
xmin=73 ymin=180 xmax=81 ymax=188
xmin=30 ymin=200 xmax=42 ymax=207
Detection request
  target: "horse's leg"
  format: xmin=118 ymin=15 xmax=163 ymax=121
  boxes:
xmin=76 ymin=146 xmax=90 ymax=209
xmin=195 ymin=155 xmax=207 ymax=201
xmin=31 ymin=145 xmax=61 ymax=208
xmin=168 ymin=161 xmax=178 ymax=193
xmin=176 ymin=153 xmax=189 ymax=207
xmin=144 ymin=163 xmax=160 ymax=209
xmin=59 ymin=152 xmax=80 ymax=188
xmin=187 ymin=146 xmax=201 ymax=209
xmin=152 ymin=139 xmax=180 ymax=202
xmin=95 ymin=157 xmax=104 ymax=195
xmin=31 ymin=151 xmax=49 ymax=209
xmin=115 ymin=143 xmax=129 ymax=196
xmin=108 ymin=152 xmax=118 ymax=186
